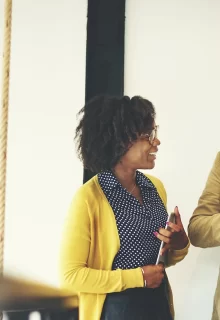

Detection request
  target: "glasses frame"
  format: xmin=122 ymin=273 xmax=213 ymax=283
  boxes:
xmin=140 ymin=125 xmax=159 ymax=144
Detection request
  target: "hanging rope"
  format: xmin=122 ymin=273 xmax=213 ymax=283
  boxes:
xmin=0 ymin=0 xmax=13 ymax=275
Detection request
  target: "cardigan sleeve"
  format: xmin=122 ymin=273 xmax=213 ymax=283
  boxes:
xmin=59 ymin=190 xmax=144 ymax=294
xmin=188 ymin=152 xmax=220 ymax=248
xmin=166 ymin=241 xmax=190 ymax=267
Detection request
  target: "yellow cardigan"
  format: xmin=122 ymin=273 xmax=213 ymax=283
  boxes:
xmin=59 ymin=174 xmax=189 ymax=320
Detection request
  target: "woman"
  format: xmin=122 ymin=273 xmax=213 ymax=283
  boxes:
xmin=60 ymin=95 xmax=189 ymax=320
xmin=188 ymin=151 xmax=220 ymax=320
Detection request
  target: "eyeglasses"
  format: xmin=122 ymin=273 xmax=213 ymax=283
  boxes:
xmin=140 ymin=125 xmax=159 ymax=144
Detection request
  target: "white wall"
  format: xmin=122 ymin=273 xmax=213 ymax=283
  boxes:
xmin=1 ymin=0 xmax=220 ymax=319
xmin=125 ymin=0 xmax=220 ymax=319
xmin=1 ymin=0 xmax=86 ymax=286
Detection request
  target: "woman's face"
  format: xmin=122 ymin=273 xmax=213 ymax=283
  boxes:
xmin=119 ymin=125 xmax=160 ymax=170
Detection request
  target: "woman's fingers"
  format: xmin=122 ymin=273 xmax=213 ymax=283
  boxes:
xmin=166 ymin=221 xmax=181 ymax=233
xmin=158 ymin=227 xmax=172 ymax=237
xmin=153 ymin=231 xmax=171 ymax=244
xmin=174 ymin=206 xmax=184 ymax=227
xmin=160 ymin=243 xmax=170 ymax=256
xmin=153 ymin=205 xmax=189 ymax=255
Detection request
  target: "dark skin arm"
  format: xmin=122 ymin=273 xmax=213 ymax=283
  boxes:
xmin=154 ymin=206 xmax=189 ymax=256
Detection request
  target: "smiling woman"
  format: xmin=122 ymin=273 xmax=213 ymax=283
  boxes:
xmin=59 ymin=95 xmax=190 ymax=320
xmin=75 ymin=95 xmax=157 ymax=173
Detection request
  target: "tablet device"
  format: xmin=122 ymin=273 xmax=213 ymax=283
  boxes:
xmin=155 ymin=212 xmax=176 ymax=265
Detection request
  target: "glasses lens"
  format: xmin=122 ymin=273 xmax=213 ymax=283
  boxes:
xmin=155 ymin=127 xmax=158 ymax=139
xmin=149 ymin=130 xmax=155 ymax=143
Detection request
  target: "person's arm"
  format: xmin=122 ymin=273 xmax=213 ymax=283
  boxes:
xmin=59 ymin=191 xmax=143 ymax=294
xmin=165 ymin=208 xmax=190 ymax=268
xmin=188 ymin=152 xmax=220 ymax=248
xmin=152 ymin=177 xmax=189 ymax=267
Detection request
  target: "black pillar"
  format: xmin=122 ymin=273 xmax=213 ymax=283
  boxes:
xmin=83 ymin=0 xmax=126 ymax=183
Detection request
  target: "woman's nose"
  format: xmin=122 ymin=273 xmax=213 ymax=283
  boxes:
xmin=153 ymin=138 xmax=161 ymax=146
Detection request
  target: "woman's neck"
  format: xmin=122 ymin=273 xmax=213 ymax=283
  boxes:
xmin=112 ymin=164 xmax=137 ymax=191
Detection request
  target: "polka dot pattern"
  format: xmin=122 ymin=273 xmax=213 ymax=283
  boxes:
xmin=98 ymin=170 xmax=168 ymax=270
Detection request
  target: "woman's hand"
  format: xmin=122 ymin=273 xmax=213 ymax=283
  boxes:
xmin=154 ymin=206 xmax=189 ymax=256
xmin=141 ymin=264 xmax=164 ymax=288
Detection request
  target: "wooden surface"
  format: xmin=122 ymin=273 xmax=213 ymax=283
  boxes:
xmin=0 ymin=275 xmax=78 ymax=311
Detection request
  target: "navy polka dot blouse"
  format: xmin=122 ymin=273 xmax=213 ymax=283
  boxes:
xmin=98 ymin=170 xmax=168 ymax=270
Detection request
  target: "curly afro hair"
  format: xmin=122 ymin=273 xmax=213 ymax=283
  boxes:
xmin=75 ymin=95 xmax=156 ymax=173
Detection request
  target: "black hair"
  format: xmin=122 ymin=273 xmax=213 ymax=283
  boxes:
xmin=75 ymin=95 xmax=156 ymax=172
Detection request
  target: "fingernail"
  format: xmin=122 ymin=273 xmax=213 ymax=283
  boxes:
xmin=166 ymin=222 xmax=169 ymax=225
xmin=153 ymin=232 xmax=158 ymax=237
